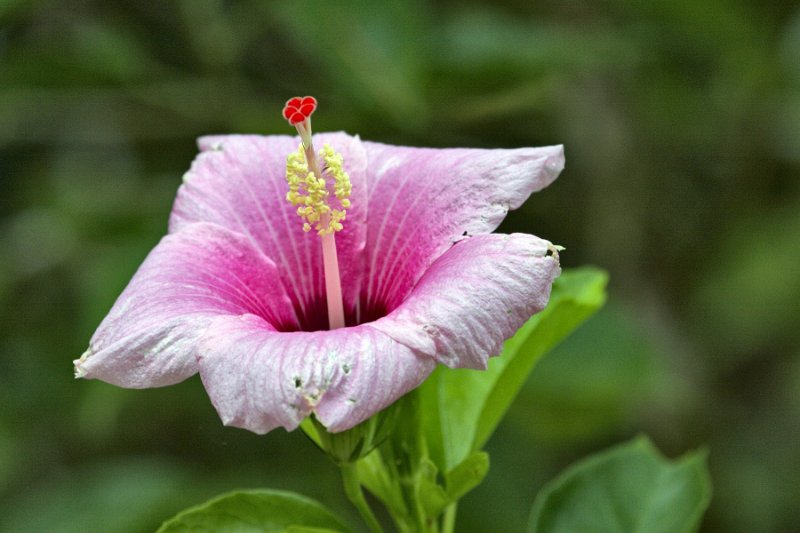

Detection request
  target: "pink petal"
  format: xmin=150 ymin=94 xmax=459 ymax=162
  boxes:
xmin=74 ymin=222 xmax=297 ymax=387
xmin=371 ymin=233 xmax=561 ymax=370
xmin=197 ymin=314 xmax=435 ymax=433
xmin=170 ymin=133 xmax=368 ymax=330
xmin=359 ymin=141 xmax=563 ymax=320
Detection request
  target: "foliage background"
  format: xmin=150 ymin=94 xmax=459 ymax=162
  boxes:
xmin=1 ymin=1 xmax=798 ymax=531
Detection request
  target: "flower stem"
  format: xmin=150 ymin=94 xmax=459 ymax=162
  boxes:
xmin=441 ymin=503 xmax=457 ymax=533
xmin=341 ymin=462 xmax=384 ymax=533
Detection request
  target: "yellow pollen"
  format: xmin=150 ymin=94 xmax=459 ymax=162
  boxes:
xmin=285 ymin=143 xmax=352 ymax=235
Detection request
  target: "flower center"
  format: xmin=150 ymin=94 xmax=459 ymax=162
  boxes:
xmin=282 ymin=96 xmax=349 ymax=331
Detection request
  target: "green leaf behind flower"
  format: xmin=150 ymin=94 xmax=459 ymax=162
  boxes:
xmin=157 ymin=489 xmax=351 ymax=533
xmin=528 ymin=436 xmax=711 ymax=533
xmin=419 ymin=266 xmax=609 ymax=471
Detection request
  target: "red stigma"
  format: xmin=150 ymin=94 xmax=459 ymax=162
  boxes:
xmin=282 ymin=96 xmax=317 ymax=125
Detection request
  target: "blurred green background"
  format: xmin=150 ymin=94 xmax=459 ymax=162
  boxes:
xmin=1 ymin=1 xmax=799 ymax=531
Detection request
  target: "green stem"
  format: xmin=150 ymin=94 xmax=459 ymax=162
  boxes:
xmin=441 ymin=503 xmax=457 ymax=533
xmin=341 ymin=462 xmax=384 ymax=533
xmin=409 ymin=481 xmax=431 ymax=533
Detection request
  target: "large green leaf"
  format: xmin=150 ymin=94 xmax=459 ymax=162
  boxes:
xmin=157 ymin=489 xmax=351 ymax=533
xmin=419 ymin=267 xmax=608 ymax=471
xmin=528 ymin=436 xmax=712 ymax=533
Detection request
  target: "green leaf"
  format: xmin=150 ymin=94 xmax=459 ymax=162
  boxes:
xmin=419 ymin=267 xmax=608 ymax=470
xmin=418 ymin=451 xmax=491 ymax=518
xmin=157 ymin=489 xmax=351 ymax=533
xmin=445 ymin=452 xmax=490 ymax=502
xmin=528 ymin=436 xmax=712 ymax=533
xmin=417 ymin=459 xmax=452 ymax=518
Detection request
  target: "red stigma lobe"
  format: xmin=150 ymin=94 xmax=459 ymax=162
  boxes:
xmin=282 ymin=96 xmax=317 ymax=125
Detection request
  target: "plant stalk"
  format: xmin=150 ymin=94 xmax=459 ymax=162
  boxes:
xmin=341 ymin=462 xmax=384 ymax=533
xmin=442 ymin=503 xmax=457 ymax=533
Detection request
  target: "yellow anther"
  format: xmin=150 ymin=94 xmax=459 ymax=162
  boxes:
xmin=285 ymin=143 xmax=352 ymax=235
xmin=321 ymin=144 xmax=352 ymax=206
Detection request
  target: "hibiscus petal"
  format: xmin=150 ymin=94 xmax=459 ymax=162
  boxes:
xmin=170 ymin=133 xmax=368 ymax=329
xmin=360 ymin=141 xmax=563 ymax=316
xmin=198 ymin=314 xmax=435 ymax=433
xmin=370 ymin=233 xmax=561 ymax=370
xmin=74 ymin=222 xmax=297 ymax=387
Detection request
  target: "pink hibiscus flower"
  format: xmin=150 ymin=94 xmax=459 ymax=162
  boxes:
xmin=74 ymin=100 xmax=564 ymax=435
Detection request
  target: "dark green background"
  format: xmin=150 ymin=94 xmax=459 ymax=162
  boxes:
xmin=1 ymin=1 xmax=798 ymax=531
